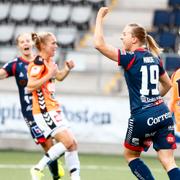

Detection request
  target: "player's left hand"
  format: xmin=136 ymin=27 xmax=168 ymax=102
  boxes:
xmin=64 ymin=60 xmax=75 ymax=71
xmin=97 ymin=7 xmax=109 ymax=19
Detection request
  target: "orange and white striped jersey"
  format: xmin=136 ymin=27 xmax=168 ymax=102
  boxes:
xmin=27 ymin=57 xmax=60 ymax=115
xmin=170 ymin=68 xmax=180 ymax=131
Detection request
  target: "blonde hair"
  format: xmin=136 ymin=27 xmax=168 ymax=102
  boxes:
xmin=128 ymin=23 xmax=163 ymax=57
xmin=16 ymin=33 xmax=32 ymax=45
xmin=31 ymin=32 xmax=54 ymax=51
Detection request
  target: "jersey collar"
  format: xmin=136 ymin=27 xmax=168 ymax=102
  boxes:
xmin=19 ymin=56 xmax=30 ymax=64
xmin=135 ymin=47 xmax=147 ymax=52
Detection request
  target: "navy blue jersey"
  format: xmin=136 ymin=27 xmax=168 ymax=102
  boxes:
xmin=118 ymin=48 xmax=165 ymax=114
xmin=3 ymin=57 xmax=33 ymax=118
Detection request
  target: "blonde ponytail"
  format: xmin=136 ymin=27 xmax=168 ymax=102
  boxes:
xmin=146 ymin=34 xmax=163 ymax=57
xmin=31 ymin=32 xmax=41 ymax=51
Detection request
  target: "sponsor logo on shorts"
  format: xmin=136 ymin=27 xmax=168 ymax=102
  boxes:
xmin=32 ymin=125 xmax=43 ymax=138
xmin=132 ymin=138 xmax=139 ymax=146
xmin=166 ymin=133 xmax=175 ymax=144
xmin=145 ymin=132 xmax=156 ymax=138
xmin=147 ymin=112 xmax=172 ymax=126
xmin=168 ymin=125 xmax=174 ymax=131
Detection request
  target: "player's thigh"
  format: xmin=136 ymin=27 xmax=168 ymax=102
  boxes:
xmin=53 ymin=129 xmax=75 ymax=149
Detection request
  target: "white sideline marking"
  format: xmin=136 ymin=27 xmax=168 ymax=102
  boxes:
xmin=0 ymin=164 xmax=162 ymax=172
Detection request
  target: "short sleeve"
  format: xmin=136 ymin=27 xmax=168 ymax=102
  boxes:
xmin=2 ymin=59 xmax=17 ymax=77
xmin=159 ymin=59 xmax=165 ymax=76
xmin=118 ymin=49 xmax=135 ymax=70
xmin=28 ymin=62 xmax=45 ymax=79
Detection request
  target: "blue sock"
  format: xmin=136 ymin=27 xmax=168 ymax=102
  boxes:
xmin=168 ymin=168 xmax=180 ymax=180
xmin=48 ymin=160 xmax=59 ymax=179
xmin=128 ymin=158 xmax=155 ymax=180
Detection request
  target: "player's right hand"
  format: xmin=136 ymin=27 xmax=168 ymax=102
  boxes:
xmin=97 ymin=7 xmax=109 ymax=19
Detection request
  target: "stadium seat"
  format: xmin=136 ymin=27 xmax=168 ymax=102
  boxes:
xmin=67 ymin=0 xmax=84 ymax=6
xmin=85 ymin=0 xmax=106 ymax=10
xmin=70 ymin=6 xmax=92 ymax=31
xmin=168 ymin=0 xmax=180 ymax=9
xmin=64 ymin=50 xmax=101 ymax=72
xmin=148 ymin=30 xmax=160 ymax=43
xmin=14 ymin=25 xmax=36 ymax=42
xmin=158 ymin=31 xmax=177 ymax=52
xmin=48 ymin=0 xmax=64 ymax=4
xmin=30 ymin=0 xmax=44 ymax=3
xmin=49 ymin=5 xmax=71 ymax=26
xmin=9 ymin=3 xmax=31 ymax=24
xmin=0 ymin=24 xmax=15 ymax=45
xmin=173 ymin=10 xmax=180 ymax=27
xmin=65 ymin=50 xmax=88 ymax=71
xmin=0 ymin=46 xmax=17 ymax=64
xmin=56 ymin=26 xmax=78 ymax=49
xmin=153 ymin=10 xmax=173 ymax=31
xmin=164 ymin=54 xmax=180 ymax=73
xmin=29 ymin=4 xmax=51 ymax=25
xmin=0 ymin=3 xmax=10 ymax=24
xmin=36 ymin=25 xmax=56 ymax=34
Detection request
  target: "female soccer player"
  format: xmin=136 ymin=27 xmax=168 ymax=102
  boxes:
xmin=0 ymin=33 xmax=64 ymax=180
xmin=94 ymin=7 xmax=180 ymax=180
xmin=27 ymin=32 xmax=80 ymax=180
xmin=169 ymin=68 xmax=180 ymax=140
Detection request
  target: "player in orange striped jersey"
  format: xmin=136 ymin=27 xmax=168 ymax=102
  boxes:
xmin=0 ymin=33 xmax=64 ymax=180
xmin=169 ymin=68 xmax=180 ymax=135
xmin=28 ymin=32 xmax=80 ymax=180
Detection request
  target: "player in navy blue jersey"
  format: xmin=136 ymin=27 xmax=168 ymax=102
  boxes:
xmin=0 ymin=33 xmax=64 ymax=180
xmin=94 ymin=7 xmax=180 ymax=180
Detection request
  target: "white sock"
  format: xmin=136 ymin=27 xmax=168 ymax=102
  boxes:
xmin=65 ymin=151 xmax=80 ymax=180
xmin=36 ymin=142 xmax=67 ymax=171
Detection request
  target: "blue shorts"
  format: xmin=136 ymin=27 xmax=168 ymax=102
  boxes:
xmin=124 ymin=103 xmax=177 ymax=152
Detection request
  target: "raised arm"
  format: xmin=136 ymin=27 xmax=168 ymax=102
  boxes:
xmin=56 ymin=60 xmax=74 ymax=81
xmin=0 ymin=68 xmax=8 ymax=80
xmin=159 ymin=72 xmax=172 ymax=97
xmin=94 ymin=7 xmax=118 ymax=62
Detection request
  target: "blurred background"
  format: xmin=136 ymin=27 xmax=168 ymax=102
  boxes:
xmin=0 ymin=0 xmax=180 ymax=179
xmin=0 ymin=0 xmax=180 ymax=180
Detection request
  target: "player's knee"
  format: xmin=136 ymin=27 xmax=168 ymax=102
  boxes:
xmin=159 ymin=156 xmax=176 ymax=171
xmin=123 ymin=148 xmax=141 ymax=163
xmin=123 ymin=150 xmax=134 ymax=162
xmin=68 ymin=139 xmax=78 ymax=151
xmin=40 ymin=139 xmax=54 ymax=152
xmin=62 ymin=137 xmax=74 ymax=150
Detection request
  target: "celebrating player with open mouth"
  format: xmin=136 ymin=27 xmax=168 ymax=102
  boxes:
xmin=94 ymin=7 xmax=180 ymax=180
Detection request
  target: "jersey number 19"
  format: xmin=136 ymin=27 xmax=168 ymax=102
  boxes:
xmin=140 ymin=65 xmax=159 ymax=96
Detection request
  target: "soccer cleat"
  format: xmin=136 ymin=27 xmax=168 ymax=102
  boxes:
xmin=30 ymin=167 xmax=44 ymax=180
xmin=53 ymin=176 xmax=62 ymax=180
xmin=53 ymin=175 xmax=61 ymax=180
xmin=58 ymin=161 xmax=65 ymax=178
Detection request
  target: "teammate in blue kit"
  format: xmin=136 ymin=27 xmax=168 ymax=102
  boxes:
xmin=0 ymin=33 xmax=64 ymax=180
xmin=94 ymin=7 xmax=180 ymax=180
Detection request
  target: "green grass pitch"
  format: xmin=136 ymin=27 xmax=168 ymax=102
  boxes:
xmin=0 ymin=150 xmax=180 ymax=180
